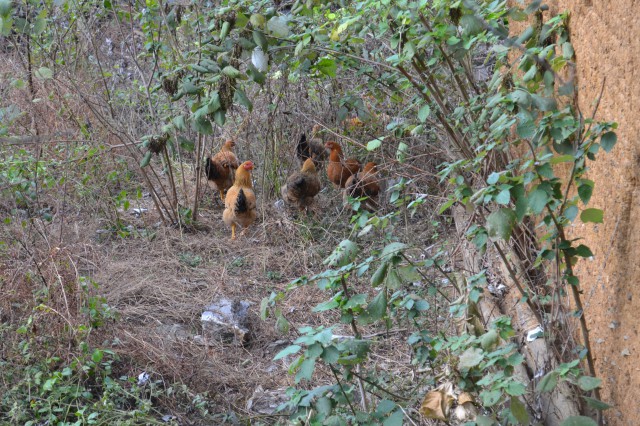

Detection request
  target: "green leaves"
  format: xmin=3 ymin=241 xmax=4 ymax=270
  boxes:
xmin=418 ymin=104 xmax=431 ymax=122
xmin=252 ymin=30 xmax=268 ymax=50
xmin=316 ymin=58 xmax=337 ymax=77
xmin=528 ymin=188 xmax=548 ymax=215
xmin=233 ymin=89 xmax=253 ymax=112
xmin=460 ymin=14 xmax=484 ymax=36
xmin=480 ymin=329 xmax=499 ymax=351
xmin=370 ymin=262 xmax=388 ymax=287
xmin=510 ymin=396 xmax=529 ymax=425
xmin=458 ymin=347 xmax=484 ymax=370
xmin=486 ymin=208 xmax=517 ymax=241
xmin=92 ymin=349 xmax=104 ymax=363
xmin=600 ymin=131 xmax=617 ymax=152
xmin=380 ymin=242 xmax=408 ymax=261
xmin=35 ymin=67 xmax=53 ymax=80
xmin=324 ymin=240 xmax=359 ymax=267
xmin=560 ymin=416 xmax=597 ymax=426
xmin=357 ymin=290 xmax=387 ymax=325
xmin=366 ymin=137 xmax=384 ymax=151
xmin=139 ymin=151 xmax=152 ymax=168
xmin=580 ymin=208 xmax=603 ymax=224
xmin=266 ymin=15 xmax=289 ymax=37
xmin=273 ymin=345 xmax=302 ymax=361
xmin=577 ymin=180 xmax=594 ymax=204
xmin=577 ymin=376 xmax=601 ymax=391
xmin=0 ymin=0 xmax=12 ymax=16
xmin=536 ymin=371 xmax=558 ymax=393
xmin=221 ymin=65 xmax=242 ymax=79
xmin=582 ymin=396 xmax=612 ymax=411
xmin=296 ymin=358 xmax=316 ymax=382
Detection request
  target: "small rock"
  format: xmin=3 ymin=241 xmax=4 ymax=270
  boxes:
xmin=609 ymin=321 xmax=619 ymax=329
xmin=201 ymin=298 xmax=252 ymax=345
xmin=621 ymin=348 xmax=631 ymax=357
xmin=596 ymin=338 xmax=605 ymax=344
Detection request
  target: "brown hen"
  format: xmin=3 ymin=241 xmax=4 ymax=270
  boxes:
xmin=325 ymin=141 xmax=361 ymax=188
xmin=281 ymin=158 xmax=322 ymax=212
xmin=223 ymin=161 xmax=257 ymax=240
xmin=344 ymin=162 xmax=381 ymax=211
xmin=205 ymin=140 xmax=239 ymax=200
xmin=296 ymin=126 xmax=328 ymax=168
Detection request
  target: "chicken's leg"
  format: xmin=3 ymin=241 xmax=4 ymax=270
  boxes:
xmin=231 ymin=223 xmax=236 ymax=240
xmin=219 ymin=190 xmax=225 ymax=201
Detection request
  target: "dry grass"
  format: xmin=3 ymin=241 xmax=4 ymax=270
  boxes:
xmin=0 ymin=141 xmax=449 ymax=420
xmin=0 ymin=16 xmax=453 ymax=422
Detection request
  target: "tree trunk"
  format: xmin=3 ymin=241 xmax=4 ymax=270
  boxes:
xmin=453 ymin=205 xmax=581 ymax=425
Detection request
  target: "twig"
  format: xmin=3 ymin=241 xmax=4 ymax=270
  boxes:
xmin=330 ymin=365 xmax=357 ymax=417
xmin=339 ymin=276 xmax=369 ymax=412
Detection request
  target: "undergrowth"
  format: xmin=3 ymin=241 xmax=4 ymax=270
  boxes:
xmin=0 ymin=0 xmax=619 ymax=425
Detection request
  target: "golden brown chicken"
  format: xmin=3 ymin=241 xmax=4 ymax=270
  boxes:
xmin=205 ymin=140 xmax=239 ymax=200
xmin=296 ymin=125 xmax=328 ymax=168
xmin=281 ymin=158 xmax=322 ymax=212
xmin=325 ymin=141 xmax=361 ymax=188
xmin=344 ymin=162 xmax=381 ymax=211
xmin=223 ymin=161 xmax=257 ymax=240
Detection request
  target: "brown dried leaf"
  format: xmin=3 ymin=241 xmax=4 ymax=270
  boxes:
xmin=419 ymin=382 xmax=455 ymax=420
xmin=457 ymin=392 xmax=475 ymax=405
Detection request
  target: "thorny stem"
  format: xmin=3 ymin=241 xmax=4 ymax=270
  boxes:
xmin=339 ymin=276 xmax=369 ymax=412
xmin=396 ymin=65 xmax=470 ymax=160
xmin=492 ymin=240 xmax=544 ymax=327
xmin=552 ymin=213 xmax=602 ymax=405
xmin=560 ymin=78 xmax=607 ymax=214
xmin=419 ymin=14 xmax=482 ymax=97
xmin=523 ymin=139 xmax=602 ymax=410
xmin=340 ymin=277 xmax=361 ymax=340
xmin=163 ymin=144 xmax=178 ymax=208
xmin=329 ymin=365 xmax=357 ymax=417
xmin=349 ymin=370 xmax=409 ymax=401
xmin=193 ymin=133 xmax=203 ymax=222
xmin=192 ymin=7 xmax=204 ymax=222
xmin=402 ymin=253 xmax=452 ymax=303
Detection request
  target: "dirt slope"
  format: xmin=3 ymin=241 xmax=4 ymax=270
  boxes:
xmin=546 ymin=1 xmax=640 ymax=423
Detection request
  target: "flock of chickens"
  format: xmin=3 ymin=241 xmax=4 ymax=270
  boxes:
xmin=204 ymin=126 xmax=381 ymax=240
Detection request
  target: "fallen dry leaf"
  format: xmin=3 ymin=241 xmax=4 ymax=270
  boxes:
xmin=457 ymin=392 xmax=474 ymax=405
xmin=419 ymin=382 xmax=455 ymax=420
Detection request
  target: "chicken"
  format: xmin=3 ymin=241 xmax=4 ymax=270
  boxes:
xmin=296 ymin=126 xmax=328 ymax=168
xmin=281 ymin=158 xmax=322 ymax=211
xmin=205 ymin=139 xmax=239 ymax=201
xmin=223 ymin=161 xmax=257 ymax=240
xmin=344 ymin=162 xmax=381 ymax=211
xmin=325 ymin=141 xmax=361 ymax=188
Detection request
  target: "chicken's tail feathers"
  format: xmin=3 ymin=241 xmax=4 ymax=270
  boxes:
xmin=205 ymin=157 xmax=222 ymax=180
xmin=291 ymin=175 xmax=306 ymax=190
xmin=296 ymin=133 xmax=310 ymax=160
xmin=235 ymin=188 xmax=249 ymax=213
xmin=345 ymin=174 xmax=364 ymax=198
